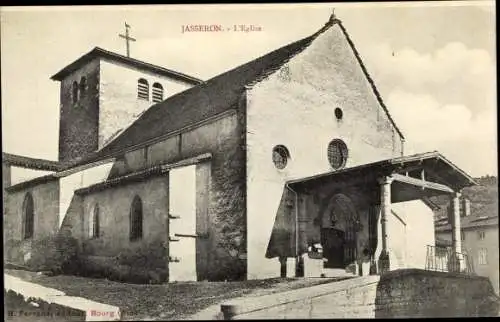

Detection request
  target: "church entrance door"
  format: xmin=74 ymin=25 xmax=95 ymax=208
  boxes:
xmin=322 ymin=193 xmax=359 ymax=269
xmin=321 ymin=228 xmax=345 ymax=268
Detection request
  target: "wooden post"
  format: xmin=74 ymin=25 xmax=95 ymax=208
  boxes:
xmin=378 ymin=176 xmax=392 ymax=274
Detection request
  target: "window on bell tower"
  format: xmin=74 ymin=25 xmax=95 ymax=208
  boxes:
xmin=152 ymin=82 xmax=164 ymax=103
xmin=137 ymin=78 xmax=149 ymax=100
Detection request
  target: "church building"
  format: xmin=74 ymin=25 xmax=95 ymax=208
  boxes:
xmin=3 ymin=13 xmax=476 ymax=282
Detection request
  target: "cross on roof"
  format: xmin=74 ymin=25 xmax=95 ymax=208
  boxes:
xmin=119 ymin=22 xmax=136 ymax=57
xmin=330 ymin=8 xmax=337 ymax=21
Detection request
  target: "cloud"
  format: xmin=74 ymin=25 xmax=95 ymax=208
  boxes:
xmin=361 ymin=40 xmax=496 ymax=176
xmin=364 ymin=41 xmax=496 ymax=115
xmin=387 ymin=89 xmax=497 ymax=176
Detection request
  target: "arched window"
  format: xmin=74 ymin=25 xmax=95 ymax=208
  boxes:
xmin=79 ymin=76 xmax=87 ymax=98
xmin=22 ymin=193 xmax=34 ymax=240
xmin=90 ymin=204 xmax=100 ymax=238
xmin=272 ymin=145 xmax=290 ymax=170
xmin=152 ymin=83 xmax=164 ymax=103
xmin=72 ymin=81 xmax=79 ymax=104
xmin=130 ymin=196 xmax=143 ymax=241
xmin=137 ymin=78 xmax=149 ymax=100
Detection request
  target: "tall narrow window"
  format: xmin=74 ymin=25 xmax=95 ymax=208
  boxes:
xmin=79 ymin=76 xmax=87 ymax=99
xmin=130 ymin=196 xmax=143 ymax=241
xmin=90 ymin=204 xmax=100 ymax=238
xmin=72 ymin=81 xmax=79 ymax=104
xmin=137 ymin=78 xmax=149 ymax=100
xmin=22 ymin=193 xmax=34 ymax=240
xmin=478 ymin=248 xmax=488 ymax=265
xmin=152 ymin=83 xmax=164 ymax=103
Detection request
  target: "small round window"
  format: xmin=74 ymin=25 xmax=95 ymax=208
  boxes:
xmin=272 ymin=145 xmax=290 ymax=170
xmin=327 ymin=139 xmax=348 ymax=169
xmin=335 ymin=108 xmax=343 ymax=120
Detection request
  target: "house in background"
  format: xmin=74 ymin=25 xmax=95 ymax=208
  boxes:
xmin=3 ymin=13 xmax=479 ymax=282
xmin=435 ymin=190 xmax=499 ymax=295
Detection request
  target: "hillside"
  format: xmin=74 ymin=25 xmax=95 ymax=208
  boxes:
xmin=431 ymin=175 xmax=498 ymax=220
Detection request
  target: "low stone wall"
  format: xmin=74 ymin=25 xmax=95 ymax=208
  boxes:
xmin=375 ymin=269 xmax=500 ymax=318
xmin=221 ymin=276 xmax=380 ymax=319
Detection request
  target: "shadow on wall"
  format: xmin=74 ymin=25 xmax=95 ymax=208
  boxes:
xmin=374 ymin=269 xmax=500 ymax=318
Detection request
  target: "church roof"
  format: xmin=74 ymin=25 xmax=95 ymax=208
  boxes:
xmin=64 ymin=14 xmax=405 ymax=169
xmin=50 ymin=47 xmax=203 ymax=85
xmin=2 ymin=152 xmax=61 ymax=172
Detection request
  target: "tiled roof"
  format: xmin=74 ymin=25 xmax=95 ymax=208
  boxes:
xmin=435 ymin=213 xmax=498 ymax=232
xmin=2 ymin=152 xmax=61 ymax=172
xmin=287 ymin=151 xmax=476 ymax=192
xmin=51 ymin=47 xmax=203 ymax=85
xmin=5 ymin=173 xmax=59 ymax=192
xmin=65 ymin=14 xmax=404 ymax=168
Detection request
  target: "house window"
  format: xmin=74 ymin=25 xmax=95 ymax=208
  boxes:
xmin=130 ymin=196 xmax=143 ymax=241
xmin=79 ymin=76 xmax=87 ymax=98
xmin=461 ymin=230 xmax=465 ymax=241
xmin=272 ymin=145 xmax=290 ymax=170
xmin=478 ymin=231 xmax=486 ymax=240
xmin=137 ymin=78 xmax=149 ymax=100
xmin=152 ymin=83 xmax=164 ymax=103
xmin=72 ymin=81 xmax=79 ymax=104
xmin=90 ymin=204 xmax=100 ymax=238
xmin=22 ymin=193 xmax=34 ymax=240
xmin=478 ymin=248 xmax=488 ymax=265
xmin=327 ymin=139 xmax=348 ymax=170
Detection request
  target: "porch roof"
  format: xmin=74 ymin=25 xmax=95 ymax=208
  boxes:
xmin=287 ymin=151 xmax=477 ymax=195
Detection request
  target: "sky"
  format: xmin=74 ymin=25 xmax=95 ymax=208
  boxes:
xmin=0 ymin=2 xmax=496 ymax=177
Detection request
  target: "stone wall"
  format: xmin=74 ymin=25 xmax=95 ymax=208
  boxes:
xmin=5 ymin=180 xmax=60 ymax=242
xmin=4 ymin=180 xmax=60 ymax=265
xmin=375 ymin=269 xmax=500 ymax=317
xmin=58 ymin=58 xmax=100 ymax=162
xmin=79 ymin=176 xmax=169 ymax=257
xmin=222 ymin=276 xmax=380 ymax=319
xmin=246 ymin=21 xmax=404 ymax=279
xmin=73 ymin=110 xmax=245 ymax=281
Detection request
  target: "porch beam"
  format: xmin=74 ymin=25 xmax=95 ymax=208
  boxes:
xmin=391 ymin=173 xmax=454 ymax=193
xmin=394 ymin=164 xmax=428 ymax=174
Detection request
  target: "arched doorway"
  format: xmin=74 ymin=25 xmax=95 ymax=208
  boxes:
xmin=320 ymin=193 xmax=359 ymax=269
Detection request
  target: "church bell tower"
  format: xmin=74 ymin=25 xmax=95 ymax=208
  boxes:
xmin=50 ymin=25 xmax=202 ymax=163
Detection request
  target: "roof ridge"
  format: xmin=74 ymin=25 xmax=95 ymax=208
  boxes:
xmin=50 ymin=46 xmax=204 ymax=84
